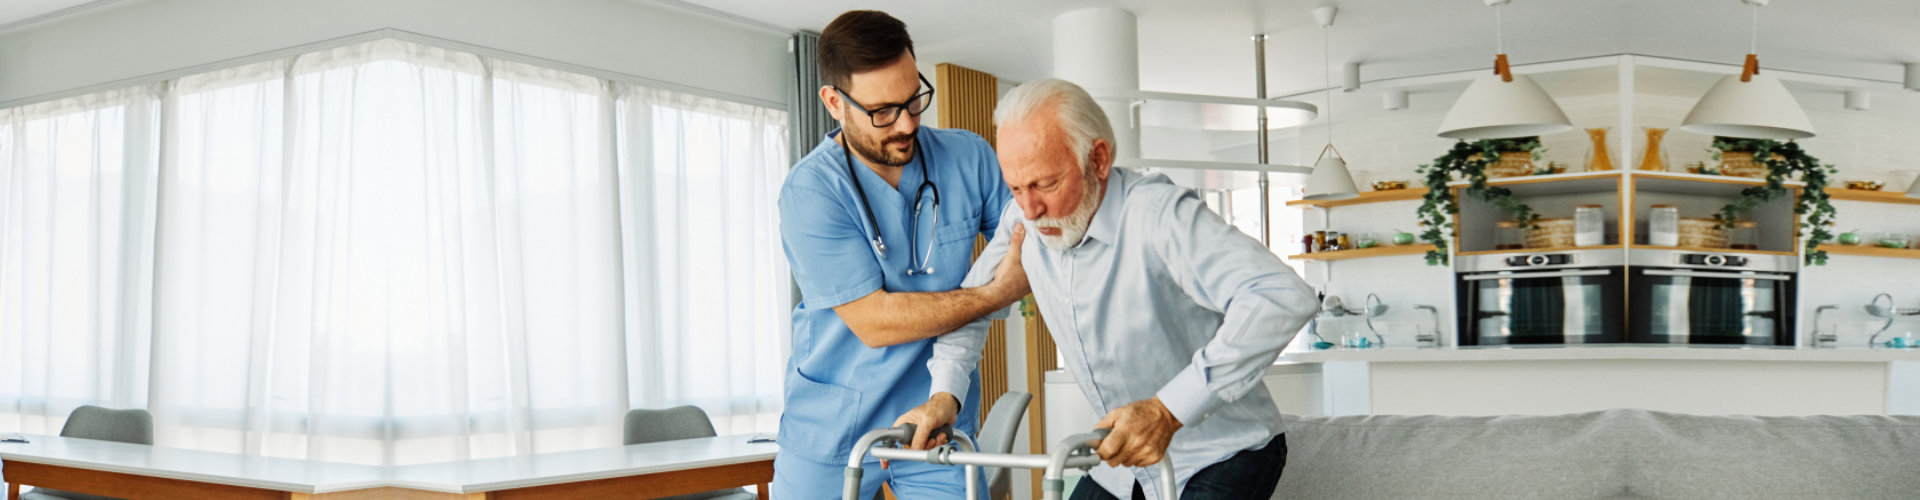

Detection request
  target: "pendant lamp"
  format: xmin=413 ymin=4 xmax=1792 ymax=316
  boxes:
xmin=1304 ymin=6 xmax=1358 ymax=201
xmin=1679 ymin=0 xmax=1815 ymax=140
xmin=1436 ymin=0 xmax=1573 ymax=140
xmin=1907 ymin=176 xmax=1920 ymax=199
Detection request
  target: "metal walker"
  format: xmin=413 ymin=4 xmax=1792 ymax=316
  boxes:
xmin=844 ymin=424 xmax=1177 ymax=500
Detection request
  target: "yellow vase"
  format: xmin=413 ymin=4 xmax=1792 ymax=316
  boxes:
xmin=1638 ymin=127 xmax=1668 ymax=172
xmin=1585 ymin=128 xmax=1614 ymax=171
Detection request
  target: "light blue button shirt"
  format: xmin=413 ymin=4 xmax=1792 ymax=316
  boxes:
xmin=933 ymin=168 xmax=1317 ymax=498
xmin=777 ymin=126 xmax=1011 ymax=470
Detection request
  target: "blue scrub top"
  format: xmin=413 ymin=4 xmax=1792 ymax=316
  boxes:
xmin=776 ymin=126 xmax=1012 ymax=466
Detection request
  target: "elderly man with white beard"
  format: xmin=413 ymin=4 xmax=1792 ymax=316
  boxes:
xmin=889 ymin=78 xmax=1320 ymax=499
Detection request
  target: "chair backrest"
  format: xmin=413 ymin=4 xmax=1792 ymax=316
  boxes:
xmin=978 ymin=391 xmax=1031 ymax=499
xmin=60 ymin=405 xmax=153 ymax=445
xmin=624 ymin=405 xmax=717 ymax=446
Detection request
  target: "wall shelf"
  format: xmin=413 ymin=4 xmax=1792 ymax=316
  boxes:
xmin=1456 ymin=245 xmax=1623 ymax=257
xmin=1286 ymin=188 xmax=1428 ymax=208
xmin=1824 ymin=245 xmax=1920 ymax=259
xmin=1827 ymin=188 xmax=1920 ymax=206
xmin=1629 ymin=244 xmax=1798 ymax=256
xmin=1288 ymin=244 xmax=1435 ymax=262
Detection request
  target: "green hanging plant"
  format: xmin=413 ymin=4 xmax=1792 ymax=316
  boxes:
xmin=1415 ymin=140 xmax=1543 ymax=266
xmin=1707 ymin=138 xmax=1837 ymax=266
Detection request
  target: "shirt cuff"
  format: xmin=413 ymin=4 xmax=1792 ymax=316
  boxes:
xmin=929 ymin=366 xmax=971 ymax=411
xmin=1156 ymin=364 xmax=1225 ymax=426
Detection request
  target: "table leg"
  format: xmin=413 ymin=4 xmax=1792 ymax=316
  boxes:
xmin=756 ymin=483 xmax=769 ymax=500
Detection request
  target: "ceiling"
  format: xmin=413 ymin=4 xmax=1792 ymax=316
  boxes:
xmin=0 ymin=0 xmax=113 ymax=29
xmin=655 ymin=0 xmax=1920 ymax=100
xmin=7 ymin=0 xmax=1916 ymax=99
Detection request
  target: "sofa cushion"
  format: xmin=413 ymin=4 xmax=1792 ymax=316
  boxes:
xmin=1275 ymin=411 xmax=1634 ymax=498
xmin=1274 ymin=409 xmax=1920 ymax=499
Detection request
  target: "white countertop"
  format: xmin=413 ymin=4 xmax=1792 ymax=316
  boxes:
xmin=1044 ymin=361 xmax=1322 ymax=384
xmin=1284 ymin=345 xmax=1920 ymax=363
xmin=0 ymin=433 xmax=777 ymax=494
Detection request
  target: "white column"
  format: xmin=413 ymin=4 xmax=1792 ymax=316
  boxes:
xmin=1052 ymin=7 xmax=1140 ymax=160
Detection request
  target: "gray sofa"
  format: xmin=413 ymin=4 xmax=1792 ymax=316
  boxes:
xmin=1273 ymin=409 xmax=1920 ymax=499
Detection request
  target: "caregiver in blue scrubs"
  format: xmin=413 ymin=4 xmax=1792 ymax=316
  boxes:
xmin=774 ymin=10 xmax=1029 ymax=499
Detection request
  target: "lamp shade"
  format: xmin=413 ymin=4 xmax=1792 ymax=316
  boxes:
xmin=1679 ymin=73 xmax=1815 ymax=140
xmin=1304 ymin=156 xmax=1359 ymax=201
xmin=1437 ymin=73 xmax=1574 ymax=140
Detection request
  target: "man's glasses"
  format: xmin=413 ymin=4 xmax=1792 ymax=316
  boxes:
xmin=833 ymin=73 xmax=935 ymax=128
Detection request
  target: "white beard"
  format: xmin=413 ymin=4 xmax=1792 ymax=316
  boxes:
xmin=1032 ymin=173 xmax=1104 ymax=251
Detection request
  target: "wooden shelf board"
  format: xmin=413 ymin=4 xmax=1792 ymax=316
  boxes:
xmin=1288 ymin=244 xmax=1436 ymax=261
xmin=1286 ymin=188 xmax=1428 ymax=208
xmin=1824 ymin=245 xmax=1920 ymax=259
xmin=1826 ymin=188 xmax=1920 ymax=206
xmin=1455 ymin=245 xmax=1622 ymax=256
xmin=1630 ymin=245 xmax=1798 ymax=256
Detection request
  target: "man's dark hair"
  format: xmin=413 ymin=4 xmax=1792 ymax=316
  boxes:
xmin=817 ymin=10 xmax=915 ymax=91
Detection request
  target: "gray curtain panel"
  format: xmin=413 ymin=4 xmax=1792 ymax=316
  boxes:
xmin=788 ymin=30 xmax=834 ymax=165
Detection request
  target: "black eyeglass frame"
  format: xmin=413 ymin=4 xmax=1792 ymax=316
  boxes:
xmin=832 ymin=73 xmax=936 ymax=128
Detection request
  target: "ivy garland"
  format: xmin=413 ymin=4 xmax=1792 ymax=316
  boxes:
xmin=1415 ymin=140 xmax=1541 ymax=266
xmin=1412 ymin=138 xmax=1838 ymax=267
xmin=1707 ymin=139 xmax=1836 ymax=266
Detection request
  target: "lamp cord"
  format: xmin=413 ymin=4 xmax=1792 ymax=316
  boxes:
xmin=1324 ymin=24 xmax=1333 ymax=148
xmin=1749 ymin=4 xmax=1758 ymax=55
xmin=1495 ymin=5 xmax=1504 ymax=55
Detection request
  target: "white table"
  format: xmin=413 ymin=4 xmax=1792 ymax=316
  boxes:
xmin=1 ymin=434 xmax=776 ymax=499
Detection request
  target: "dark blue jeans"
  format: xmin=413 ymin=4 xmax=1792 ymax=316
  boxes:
xmin=1067 ymin=433 xmax=1287 ymax=500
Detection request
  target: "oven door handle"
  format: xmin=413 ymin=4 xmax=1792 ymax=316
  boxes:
xmin=1642 ymin=269 xmax=1793 ymax=281
xmin=1461 ymin=269 xmax=1612 ymax=281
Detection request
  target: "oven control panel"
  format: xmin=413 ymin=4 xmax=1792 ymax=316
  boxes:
xmin=1680 ymin=253 xmax=1749 ymax=267
xmin=1504 ymin=254 xmax=1573 ymax=267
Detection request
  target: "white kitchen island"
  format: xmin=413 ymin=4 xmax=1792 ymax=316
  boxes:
xmin=1288 ymin=345 xmax=1920 ymax=416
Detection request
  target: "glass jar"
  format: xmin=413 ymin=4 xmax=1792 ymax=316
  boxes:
xmin=1729 ymin=221 xmax=1759 ymax=250
xmin=1313 ymin=231 xmax=1327 ymax=252
xmin=1648 ymin=205 xmax=1680 ymax=246
xmin=1333 ymin=232 xmax=1351 ymax=251
xmin=1574 ymin=205 xmax=1605 ymax=246
xmin=1495 ymin=221 xmax=1525 ymax=250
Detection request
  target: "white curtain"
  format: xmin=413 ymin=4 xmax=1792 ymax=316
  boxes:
xmin=0 ymin=38 xmax=788 ymax=467
xmin=0 ymin=87 xmax=161 ymax=434
xmin=616 ymin=86 xmax=789 ymax=435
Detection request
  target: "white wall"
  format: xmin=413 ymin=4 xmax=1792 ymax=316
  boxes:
xmin=0 ymin=0 xmax=790 ymax=106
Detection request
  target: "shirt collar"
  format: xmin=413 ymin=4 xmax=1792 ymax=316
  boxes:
xmin=1078 ymin=168 xmax=1127 ymax=247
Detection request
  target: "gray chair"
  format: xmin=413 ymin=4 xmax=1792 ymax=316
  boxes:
xmin=976 ymin=391 xmax=1032 ymax=500
xmin=624 ymin=406 xmax=755 ymax=500
xmin=22 ymin=405 xmax=154 ymax=500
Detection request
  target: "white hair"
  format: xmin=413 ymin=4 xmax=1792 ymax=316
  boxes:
xmin=993 ymin=78 xmax=1115 ymax=173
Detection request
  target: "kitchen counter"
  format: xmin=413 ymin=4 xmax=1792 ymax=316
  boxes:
xmin=1282 ymin=345 xmax=1918 ymax=417
xmin=1286 ymin=345 xmax=1920 ymax=363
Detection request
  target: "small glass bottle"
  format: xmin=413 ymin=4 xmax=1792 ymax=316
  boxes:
xmin=1574 ymin=205 xmax=1605 ymax=246
xmin=1729 ymin=221 xmax=1759 ymax=250
xmin=1302 ymin=234 xmax=1316 ymax=254
xmin=1495 ymin=221 xmax=1525 ymax=250
xmin=1648 ymin=205 xmax=1680 ymax=247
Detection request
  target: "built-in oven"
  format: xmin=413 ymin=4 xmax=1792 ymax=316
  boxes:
xmin=1628 ymin=249 xmax=1795 ymax=345
xmin=1457 ymin=250 xmax=1626 ymax=345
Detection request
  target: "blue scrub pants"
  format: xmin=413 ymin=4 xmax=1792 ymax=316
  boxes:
xmin=773 ymin=450 xmax=989 ymax=500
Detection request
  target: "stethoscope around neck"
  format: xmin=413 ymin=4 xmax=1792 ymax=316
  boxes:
xmin=842 ymin=132 xmax=941 ymax=276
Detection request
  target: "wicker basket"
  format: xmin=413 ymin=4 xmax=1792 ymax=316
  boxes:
xmin=1718 ymin=152 xmax=1768 ymax=178
xmin=1526 ymin=218 xmax=1577 ymax=249
xmin=1677 ymin=218 xmax=1728 ymax=248
xmin=1484 ymin=151 xmax=1535 ymax=178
